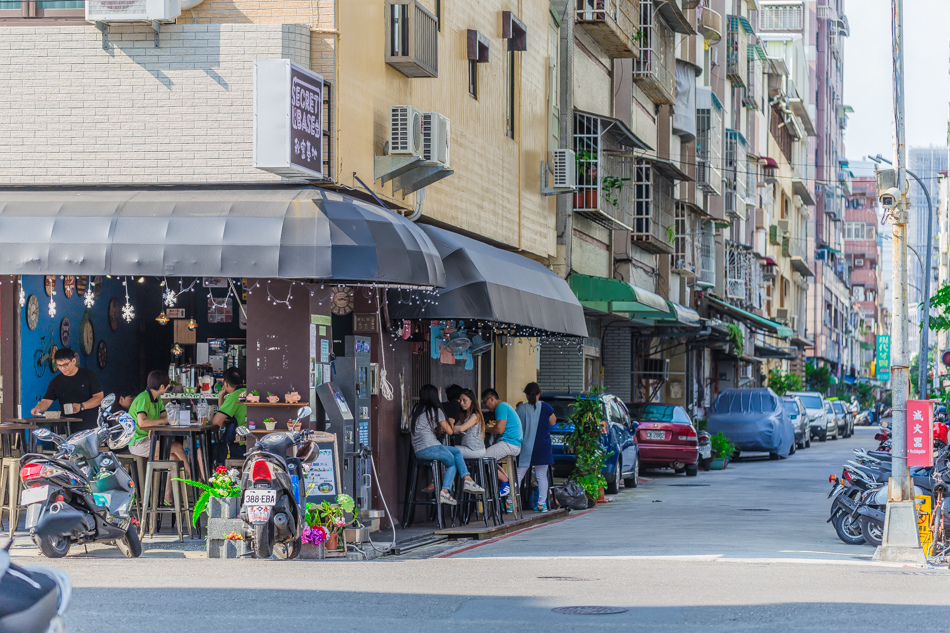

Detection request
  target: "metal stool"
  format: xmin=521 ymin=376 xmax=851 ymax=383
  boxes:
xmin=117 ymin=454 xmax=148 ymax=517
xmin=479 ymin=457 xmax=503 ymax=526
xmin=459 ymin=459 xmax=492 ymax=527
xmin=0 ymin=458 xmax=24 ymax=536
xmin=498 ymin=455 xmax=523 ymax=520
xmin=141 ymin=460 xmax=192 ymax=542
xmin=402 ymin=454 xmax=449 ymax=529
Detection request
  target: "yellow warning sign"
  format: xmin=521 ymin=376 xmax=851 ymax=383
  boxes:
xmin=917 ymin=495 xmax=933 ymax=556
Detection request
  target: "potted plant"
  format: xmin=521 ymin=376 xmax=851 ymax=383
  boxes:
xmin=305 ymin=494 xmax=358 ymax=553
xmin=299 ymin=523 xmax=328 ymax=560
xmin=574 ymin=150 xmax=599 ymax=209
xmin=263 ymin=417 xmax=277 ymax=431
xmin=266 ymin=392 xmax=280 ymax=404
xmin=709 ymin=432 xmax=735 ymax=470
xmin=173 ymin=465 xmax=241 ymax=527
xmin=601 ymin=175 xmax=630 ymax=207
xmin=566 ymin=386 xmax=608 ymax=506
xmin=287 ymin=419 xmax=302 ymax=432
xmin=245 ymin=390 xmax=260 ymax=403
xmin=285 ymin=389 xmax=301 ymax=404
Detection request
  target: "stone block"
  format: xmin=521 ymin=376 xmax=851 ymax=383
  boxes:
xmin=209 ymin=496 xmax=240 ymax=519
xmin=207 ymin=517 xmax=244 ymax=540
xmin=207 ymin=538 xmax=248 ymax=559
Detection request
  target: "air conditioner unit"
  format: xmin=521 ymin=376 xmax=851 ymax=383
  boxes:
xmin=421 ymin=111 xmax=450 ymax=167
xmin=777 ymin=220 xmax=789 ymax=233
xmin=86 ymin=0 xmax=180 ymax=22
xmin=389 ymin=105 xmax=425 ymax=157
xmin=776 ymin=308 xmax=789 ymax=323
xmin=789 ymin=314 xmax=798 ymax=332
xmin=855 ymin=258 xmax=864 ymax=267
xmin=553 ymin=149 xmax=576 ymax=189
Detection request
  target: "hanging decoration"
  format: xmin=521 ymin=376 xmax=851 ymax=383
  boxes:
xmin=156 ymin=312 xmax=170 ymax=325
xmin=187 ymin=318 xmax=198 ymax=331
xmin=47 ymin=290 xmax=57 ymax=318
xmin=162 ymin=278 xmax=178 ymax=307
xmin=18 ymin=284 xmax=25 ymax=308
xmin=122 ymin=278 xmax=135 ymax=323
xmin=171 ymin=343 xmax=184 ymax=357
xmin=84 ymin=278 xmax=96 ymax=309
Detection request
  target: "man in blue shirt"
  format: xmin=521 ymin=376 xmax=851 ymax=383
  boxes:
xmin=482 ymin=388 xmax=523 ymax=499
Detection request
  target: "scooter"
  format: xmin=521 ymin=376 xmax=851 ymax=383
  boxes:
xmin=0 ymin=540 xmax=71 ymax=632
xmin=697 ymin=431 xmax=712 ymax=471
xmin=236 ymin=407 xmax=317 ymax=559
xmin=19 ymin=394 xmax=139 ymax=558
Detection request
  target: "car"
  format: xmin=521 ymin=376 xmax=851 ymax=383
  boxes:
xmin=544 ymin=392 xmax=640 ymax=494
xmin=781 ymin=396 xmax=810 ymax=449
xmin=707 ymin=388 xmax=796 ymax=459
xmin=823 ymin=401 xmax=841 ymax=440
xmin=625 ymin=402 xmax=699 ymax=476
xmin=785 ymin=391 xmax=836 ymax=441
xmin=828 ymin=399 xmax=853 ymax=437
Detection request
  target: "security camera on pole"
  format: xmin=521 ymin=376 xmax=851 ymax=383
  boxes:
xmin=874 ymin=0 xmax=926 ymax=564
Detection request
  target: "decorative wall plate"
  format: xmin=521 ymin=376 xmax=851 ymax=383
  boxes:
xmin=108 ymin=298 xmax=120 ymax=331
xmin=81 ymin=317 xmax=95 ymax=356
xmin=44 ymin=276 xmax=56 ymax=297
xmin=59 ymin=317 xmax=70 ymax=347
xmin=97 ymin=339 xmax=107 ymax=369
xmin=26 ymin=294 xmax=39 ymax=331
xmin=63 ymin=276 xmax=75 ymax=298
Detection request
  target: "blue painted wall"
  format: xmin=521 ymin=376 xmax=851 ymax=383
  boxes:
xmin=20 ymin=276 xmax=140 ymax=415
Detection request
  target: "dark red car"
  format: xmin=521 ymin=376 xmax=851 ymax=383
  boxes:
xmin=626 ymin=403 xmax=699 ymax=476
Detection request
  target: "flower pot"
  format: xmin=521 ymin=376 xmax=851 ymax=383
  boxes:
xmin=287 ymin=422 xmax=302 ymax=432
xmin=245 ymin=394 xmax=260 ymax=403
xmin=326 ymin=532 xmax=340 ymax=551
xmin=285 ymin=392 xmax=301 ymax=404
xmin=267 ymin=395 xmax=280 ymax=403
xmin=710 ymin=457 xmax=727 ymax=470
xmin=586 ymin=189 xmax=599 ymax=209
xmin=299 ymin=542 xmax=325 ymax=560
xmin=264 ymin=421 xmax=277 ymax=431
xmin=574 ymin=191 xmax=585 ymax=209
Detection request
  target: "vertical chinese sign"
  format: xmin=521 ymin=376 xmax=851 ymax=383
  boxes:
xmin=876 ymin=335 xmax=890 ymax=381
xmin=906 ymin=399 xmax=933 ymax=467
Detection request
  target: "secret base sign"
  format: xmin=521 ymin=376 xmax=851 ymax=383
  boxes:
xmin=253 ymin=59 xmax=325 ymax=180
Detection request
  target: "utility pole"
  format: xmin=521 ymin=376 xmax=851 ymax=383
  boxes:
xmin=875 ymin=0 xmax=925 ymax=563
xmin=918 ymin=172 xmax=933 ymax=400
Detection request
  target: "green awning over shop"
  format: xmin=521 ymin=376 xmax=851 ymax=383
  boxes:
xmin=569 ymin=274 xmax=701 ymax=327
xmin=707 ymin=296 xmax=794 ymax=338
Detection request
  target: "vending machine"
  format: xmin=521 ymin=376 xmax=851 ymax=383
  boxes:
xmin=316 ymin=335 xmax=372 ymax=509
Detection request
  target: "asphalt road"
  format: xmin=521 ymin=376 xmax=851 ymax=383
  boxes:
xmin=15 ymin=425 xmax=950 ymax=633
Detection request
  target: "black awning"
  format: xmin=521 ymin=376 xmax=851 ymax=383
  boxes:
xmin=388 ymin=226 xmax=588 ymax=337
xmin=0 ymin=187 xmax=445 ymax=287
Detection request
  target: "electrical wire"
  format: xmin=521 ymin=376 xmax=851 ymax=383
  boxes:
xmin=363 ymin=452 xmax=397 ymax=555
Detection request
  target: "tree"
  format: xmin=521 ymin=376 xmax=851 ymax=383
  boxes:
xmin=768 ymin=369 xmax=802 ymax=396
xmin=805 ymin=361 xmax=831 ymax=395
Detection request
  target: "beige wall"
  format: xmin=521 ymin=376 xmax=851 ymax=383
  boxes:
xmin=493 ymin=338 xmax=538 ymax=404
xmin=334 ymin=1 xmax=556 ymax=259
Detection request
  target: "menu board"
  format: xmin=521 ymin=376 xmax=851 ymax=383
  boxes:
xmin=304 ymin=434 xmax=341 ymax=505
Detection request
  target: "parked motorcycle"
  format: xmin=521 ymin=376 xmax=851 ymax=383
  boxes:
xmin=236 ymin=407 xmax=316 ymax=559
xmin=0 ymin=540 xmax=71 ymax=632
xmin=19 ymin=394 xmax=139 ymax=558
xmin=697 ymin=431 xmax=712 ymax=471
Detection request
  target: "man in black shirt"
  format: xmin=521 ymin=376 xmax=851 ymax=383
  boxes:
xmin=30 ymin=348 xmax=105 ymax=432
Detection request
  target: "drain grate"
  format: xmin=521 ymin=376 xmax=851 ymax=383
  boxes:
xmin=552 ymin=606 xmax=629 ymax=616
xmin=669 ymin=484 xmax=712 ymax=487
xmin=739 ymin=508 xmax=771 ymax=512
xmin=538 ymin=576 xmax=591 ymax=582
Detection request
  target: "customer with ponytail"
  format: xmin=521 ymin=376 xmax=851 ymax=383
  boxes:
xmin=515 ymin=382 xmax=557 ymax=512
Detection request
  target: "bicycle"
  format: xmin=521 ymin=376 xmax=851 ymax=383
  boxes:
xmin=33 ymin=328 xmax=57 ymax=379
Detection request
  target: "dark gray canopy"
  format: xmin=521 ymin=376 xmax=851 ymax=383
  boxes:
xmin=389 ymin=225 xmax=587 ymax=337
xmin=0 ymin=187 xmax=445 ymax=287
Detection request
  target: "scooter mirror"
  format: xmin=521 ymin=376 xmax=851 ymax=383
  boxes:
xmin=100 ymin=393 xmax=116 ymax=411
xmin=296 ymin=406 xmax=312 ymax=421
xmin=235 ymin=426 xmax=252 ymax=438
xmin=33 ymin=427 xmax=52 ymax=439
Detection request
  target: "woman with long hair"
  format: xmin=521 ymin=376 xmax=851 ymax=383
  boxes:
xmin=453 ymin=388 xmax=486 ymax=459
xmin=515 ymin=382 xmax=557 ymax=512
xmin=410 ymin=384 xmax=484 ymax=506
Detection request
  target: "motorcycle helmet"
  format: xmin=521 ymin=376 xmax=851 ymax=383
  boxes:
xmin=107 ymin=411 xmax=136 ymax=451
xmin=935 ymin=422 xmax=949 ymax=446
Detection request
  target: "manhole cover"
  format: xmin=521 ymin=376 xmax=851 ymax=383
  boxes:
xmin=669 ymin=484 xmax=712 ymax=487
xmin=538 ymin=576 xmax=591 ymax=582
xmin=552 ymin=606 xmax=628 ymax=616
xmin=739 ymin=508 xmax=771 ymax=512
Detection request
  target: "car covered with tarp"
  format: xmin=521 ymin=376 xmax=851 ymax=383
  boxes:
xmin=707 ymin=388 xmax=795 ymax=459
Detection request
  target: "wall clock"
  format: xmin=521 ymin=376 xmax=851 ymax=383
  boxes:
xmin=330 ymin=285 xmax=354 ymax=316
xmin=108 ymin=298 xmax=120 ymax=331
xmin=80 ymin=316 xmax=95 ymax=356
xmin=59 ymin=317 xmax=70 ymax=347
xmin=97 ymin=339 xmax=108 ymax=369
xmin=26 ymin=294 xmax=39 ymax=331
xmin=44 ymin=275 xmax=56 ymax=297
xmin=63 ymin=276 xmax=75 ymax=299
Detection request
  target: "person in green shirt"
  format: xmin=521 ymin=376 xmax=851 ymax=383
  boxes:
xmin=128 ymin=370 xmax=189 ymax=505
xmin=211 ymin=368 xmax=247 ymax=466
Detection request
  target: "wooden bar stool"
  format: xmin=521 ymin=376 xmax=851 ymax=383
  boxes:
xmin=0 ymin=458 xmax=24 ymax=537
xmin=117 ymin=454 xmax=148 ymax=518
xmin=141 ymin=460 xmax=192 ymax=542
xmin=498 ymin=455 xmax=523 ymax=520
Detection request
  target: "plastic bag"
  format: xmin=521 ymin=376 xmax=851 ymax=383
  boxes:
xmin=551 ymin=481 xmax=588 ymax=511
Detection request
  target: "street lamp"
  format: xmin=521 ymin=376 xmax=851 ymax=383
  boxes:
xmin=869 ymin=153 xmax=935 ymax=400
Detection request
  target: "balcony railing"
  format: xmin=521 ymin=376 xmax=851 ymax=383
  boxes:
xmin=698 ymin=220 xmax=716 ymax=288
xmin=696 ymin=88 xmax=722 ymax=196
xmin=575 ymin=0 xmax=640 ymax=58
xmin=573 ymin=112 xmax=635 ymax=230
xmin=632 ymin=0 xmax=675 ymax=105
xmin=698 ymin=7 xmax=722 ymax=41
xmin=672 ymin=202 xmax=699 ymax=277
xmin=631 ymin=159 xmax=675 ymax=254
xmin=726 ymin=15 xmax=751 ymax=88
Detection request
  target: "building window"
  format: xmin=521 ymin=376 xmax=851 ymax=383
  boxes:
xmin=466 ymin=29 xmax=488 ymax=100
xmin=0 ymin=0 xmax=83 ymax=19
xmin=844 ymin=222 xmax=866 ymax=240
xmin=434 ymin=0 xmax=440 ymax=30
xmin=385 ymin=0 xmax=439 ymax=78
xmin=468 ymin=59 xmax=478 ymax=99
xmin=757 ymin=3 xmax=804 ymax=32
xmin=506 ymin=48 xmax=516 ymax=138
xmin=502 ymin=11 xmax=526 ymax=139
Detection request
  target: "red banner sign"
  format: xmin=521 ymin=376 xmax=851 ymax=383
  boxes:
xmin=907 ymin=399 xmax=934 ymax=467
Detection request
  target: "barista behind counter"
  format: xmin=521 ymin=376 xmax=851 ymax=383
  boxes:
xmin=30 ymin=348 xmax=104 ymax=432
xmin=211 ymin=367 xmax=247 ymax=466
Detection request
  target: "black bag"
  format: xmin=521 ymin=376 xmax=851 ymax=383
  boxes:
xmin=551 ymin=481 xmax=588 ymax=511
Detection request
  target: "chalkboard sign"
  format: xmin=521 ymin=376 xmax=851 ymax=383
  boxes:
xmin=303 ymin=431 xmax=342 ymax=505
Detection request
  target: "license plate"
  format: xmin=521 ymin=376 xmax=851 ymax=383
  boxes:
xmin=244 ymin=489 xmax=277 ymax=506
xmin=247 ymin=505 xmax=271 ymax=524
xmin=20 ymin=485 xmax=49 ymax=506
xmin=699 ymin=446 xmax=711 ymax=459
xmin=551 ymin=435 xmax=565 ymax=446
xmin=646 ymin=430 xmax=666 ymax=440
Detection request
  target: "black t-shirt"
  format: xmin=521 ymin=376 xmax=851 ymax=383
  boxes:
xmin=43 ymin=368 xmax=103 ymax=429
xmin=442 ymin=400 xmax=462 ymax=425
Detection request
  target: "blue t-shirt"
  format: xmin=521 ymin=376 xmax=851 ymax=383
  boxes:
xmin=495 ymin=402 xmax=523 ymax=447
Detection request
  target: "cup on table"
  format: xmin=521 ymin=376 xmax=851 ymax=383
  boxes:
xmin=63 ymin=403 xmax=75 ymax=415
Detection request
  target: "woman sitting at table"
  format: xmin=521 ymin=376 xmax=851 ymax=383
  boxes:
xmin=129 ymin=370 xmax=190 ymax=505
xmin=453 ymin=388 xmax=486 ymax=460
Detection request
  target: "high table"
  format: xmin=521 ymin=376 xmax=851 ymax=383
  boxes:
xmin=23 ymin=417 xmax=86 ymax=438
xmin=148 ymin=424 xmax=216 ymax=484
xmin=0 ymin=422 xmax=37 ymax=458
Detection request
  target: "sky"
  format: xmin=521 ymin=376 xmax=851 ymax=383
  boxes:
xmin=844 ymin=0 xmax=950 ymax=163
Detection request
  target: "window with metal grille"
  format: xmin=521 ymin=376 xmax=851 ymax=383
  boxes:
xmin=696 ymin=89 xmax=723 ymax=195
xmin=574 ymin=112 xmax=601 ymax=209
xmin=632 ymin=0 xmax=675 ymax=104
xmin=725 ymin=242 xmax=746 ymax=301
xmin=699 ymin=220 xmax=716 ymax=287
xmin=770 ymin=105 xmax=793 ymax=162
xmin=757 ymin=2 xmax=804 ymax=32
xmin=385 ymin=0 xmax=439 ymax=78
xmin=673 ymin=202 xmax=694 ymax=274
